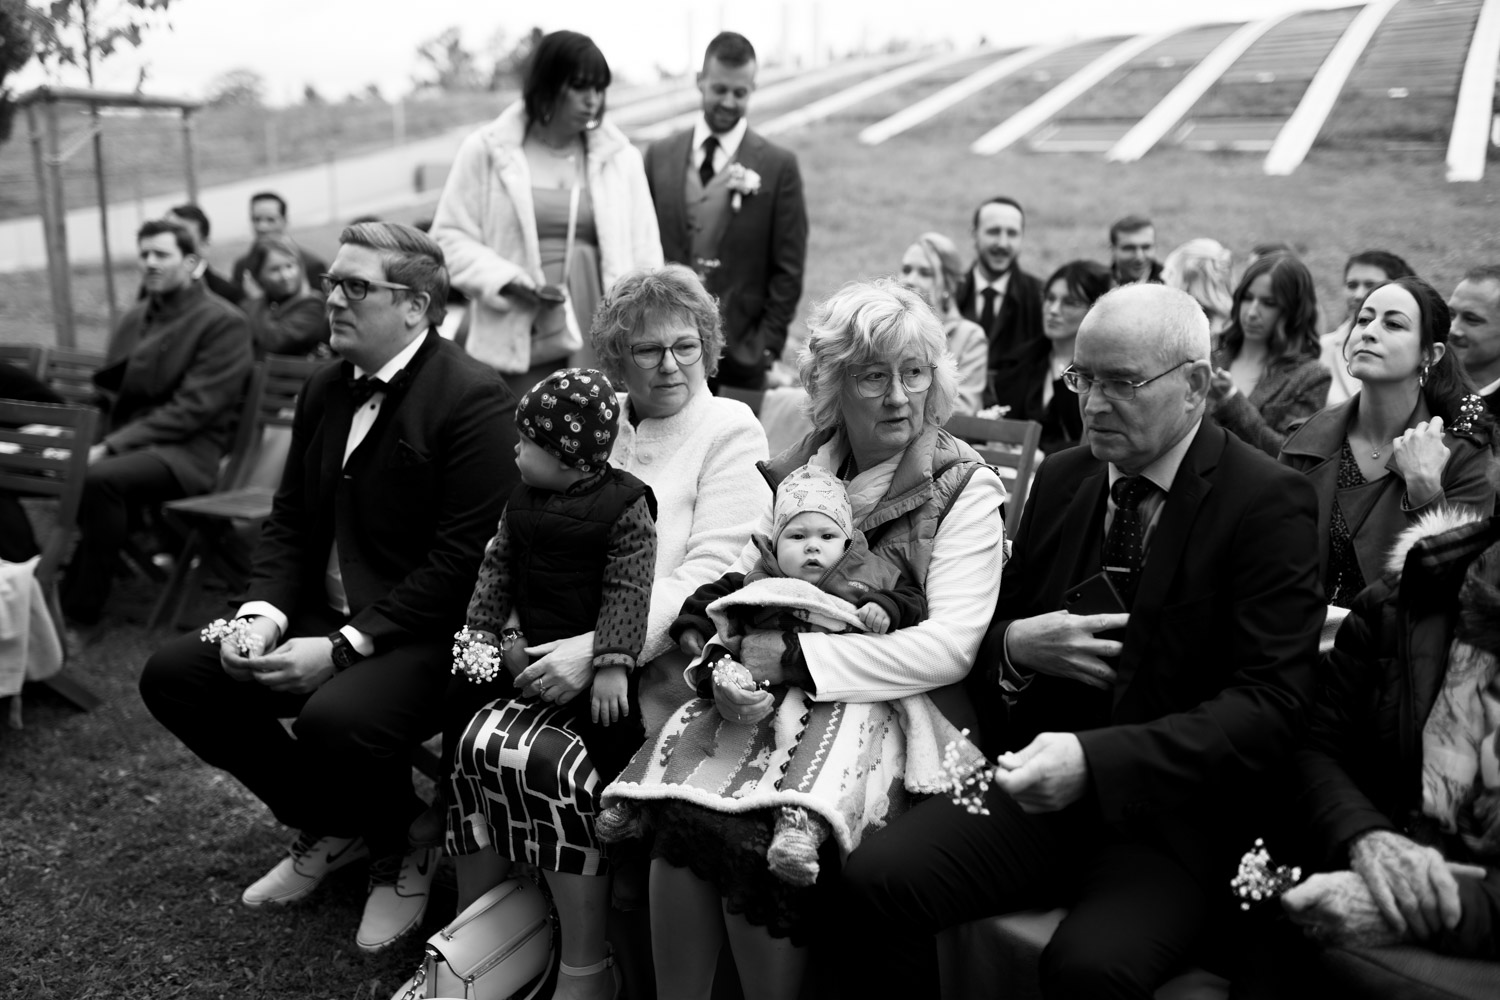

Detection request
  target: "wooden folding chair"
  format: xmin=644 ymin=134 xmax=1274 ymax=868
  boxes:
xmin=0 ymin=344 xmax=46 ymax=378
xmin=943 ymin=413 xmax=1044 ymax=535
xmin=42 ymin=348 xmax=107 ymax=407
xmin=149 ymin=356 xmax=327 ymax=629
xmin=0 ymin=400 xmax=103 ymax=711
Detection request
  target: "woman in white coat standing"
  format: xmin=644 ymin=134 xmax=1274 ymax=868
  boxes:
xmin=432 ymin=30 xmax=663 ymax=397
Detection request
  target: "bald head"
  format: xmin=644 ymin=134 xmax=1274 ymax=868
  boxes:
xmin=1074 ymin=284 xmax=1213 ymax=474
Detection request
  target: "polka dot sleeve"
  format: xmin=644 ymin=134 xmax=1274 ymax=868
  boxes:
xmin=592 ymin=494 xmax=658 ymax=670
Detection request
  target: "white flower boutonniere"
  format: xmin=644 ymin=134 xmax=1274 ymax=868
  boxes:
xmin=726 ymin=163 xmax=761 ymax=213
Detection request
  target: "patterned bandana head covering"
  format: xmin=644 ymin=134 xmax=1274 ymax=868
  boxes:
xmin=772 ymin=464 xmax=854 ymax=545
xmin=515 ymin=368 xmax=619 ymax=474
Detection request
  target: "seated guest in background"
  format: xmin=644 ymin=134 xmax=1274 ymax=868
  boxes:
xmin=1251 ymin=241 xmax=1296 ymax=262
xmin=1291 ymin=496 xmax=1500 ymax=975
xmin=164 ymin=203 xmax=244 ymax=306
xmin=956 ymin=196 xmax=1043 ymax=396
xmin=840 ymin=284 xmax=1325 ymax=999
xmin=0 ymin=362 xmax=64 ymax=563
xmin=243 ymin=234 xmax=329 ymax=358
xmin=1161 ymin=237 xmax=1234 ymax=337
xmin=896 ymin=231 xmax=989 ymax=413
xmin=1209 ymin=252 xmax=1330 ymax=456
xmin=139 ymin=222 xmax=517 ymax=955
xmin=1319 ymin=250 xmax=1415 ymax=407
xmin=231 ymin=191 xmax=327 ymax=298
xmin=1108 ymin=214 xmax=1162 ymax=285
xmin=60 ymin=219 xmax=253 ymax=626
xmin=1448 ymin=265 xmax=1500 ymax=413
xmin=1281 ymin=276 xmax=1494 ymax=607
xmin=989 ymin=259 xmax=1113 ymax=453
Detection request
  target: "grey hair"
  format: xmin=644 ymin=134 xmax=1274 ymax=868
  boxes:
xmin=590 ymin=264 xmax=725 ymax=384
xmin=1084 ymin=283 xmax=1211 ymax=368
xmin=797 ymin=279 xmax=960 ymax=432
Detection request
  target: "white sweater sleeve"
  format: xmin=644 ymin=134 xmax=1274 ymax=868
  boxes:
xmin=640 ymin=409 xmax=770 ymax=661
xmin=801 ymin=468 xmax=1006 ymax=702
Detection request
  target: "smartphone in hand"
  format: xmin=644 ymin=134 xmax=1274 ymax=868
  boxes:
xmin=1063 ymin=571 xmax=1128 ymax=645
xmin=500 ymin=280 xmax=540 ymax=305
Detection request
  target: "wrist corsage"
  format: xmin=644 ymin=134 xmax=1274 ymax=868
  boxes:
xmin=726 ymin=163 xmax=761 ymax=213
xmin=1230 ymin=838 xmax=1303 ymax=910
xmin=201 ymin=617 xmax=264 ymax=657
xmin=941 ymin=728 xmax=995 ymax=816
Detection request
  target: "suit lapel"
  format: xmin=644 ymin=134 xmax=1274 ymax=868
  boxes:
xmin=1057 ymin=464 xmax=1109 ymax=590
xmin=659 ymin=130 xmax=694 ymax=253
xmin=318 ymin=364 xmax=356 ymax=512
xmin=1112 ymin=424 xmax=1222 ymax=704
xmin=713 ymin=129 xmax=764 ymax=259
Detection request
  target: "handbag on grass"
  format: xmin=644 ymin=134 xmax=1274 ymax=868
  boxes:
xmin=393 ymin=876 xmax=555 ymax=1000
xmin=528 ymin=177 xmax=585 ymax=365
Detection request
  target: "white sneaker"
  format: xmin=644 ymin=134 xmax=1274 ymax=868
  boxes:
xmin=356 ymin=846 xmax=437 ymax=953
xmin=241 ymin=832 xmax=368 ymax=907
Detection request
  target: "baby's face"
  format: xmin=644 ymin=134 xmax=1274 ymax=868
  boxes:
xmin=775 ymin=511 xmax=849 ymax=584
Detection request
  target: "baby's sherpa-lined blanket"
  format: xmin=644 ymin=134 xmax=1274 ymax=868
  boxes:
xmin=604 ymin=577 xmax=985 ymax=857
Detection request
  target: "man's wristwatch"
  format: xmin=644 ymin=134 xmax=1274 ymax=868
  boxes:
xmin=327 ymin=630 xmax=365 ymax=671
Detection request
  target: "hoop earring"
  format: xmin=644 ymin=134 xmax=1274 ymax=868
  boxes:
xmin=1419 ymin=360 xmax=1431 ymax=387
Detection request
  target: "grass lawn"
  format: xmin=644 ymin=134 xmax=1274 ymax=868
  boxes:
xmin=2 ymin=108 xmax=1500 ymax=999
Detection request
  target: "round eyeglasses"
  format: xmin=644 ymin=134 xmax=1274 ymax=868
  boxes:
xmin=320 ymin=273 xmax=411 ymax=301
xmin=629 ymin=339 xmax=704 ymax=370
xmin=1061 ymin=360 xmax=1192 ymax=401
xmin=848 ymin=365 xmax=934 ymax=398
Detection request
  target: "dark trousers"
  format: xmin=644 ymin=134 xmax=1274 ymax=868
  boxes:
xmin=0 ymin=496 xmax=38 ymax=562
xmin=139 ymin=606 xmax=449 ymax=858
xmin=840 ymin=783 xmax=1209 ymax=1000
xmin=61 ymin=450 xmax=186 ymax=623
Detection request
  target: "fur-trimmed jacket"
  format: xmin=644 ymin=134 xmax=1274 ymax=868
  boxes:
xmin=1297 ymin=507 xmax=1500 ymax=959
xmin=430 ymin=102 xmax=663 ymax=373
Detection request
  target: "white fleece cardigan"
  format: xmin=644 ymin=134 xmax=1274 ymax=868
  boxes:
xmin=612 ymin=384 xmax=770 ymax=662
xmin=430 ymin=102 xmax=663 ymax=374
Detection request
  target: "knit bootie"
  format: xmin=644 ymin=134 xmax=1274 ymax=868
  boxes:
xmin=594 ymin=801 xmax=649 ymax=843
xmin=766 ymin=806 xmax=829 ymax=886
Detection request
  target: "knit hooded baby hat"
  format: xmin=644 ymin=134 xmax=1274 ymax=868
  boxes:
xmin=515 ymin=368 xmax=619 ymax=474
xmin=772 ymin=464 xmax=854 ymax=544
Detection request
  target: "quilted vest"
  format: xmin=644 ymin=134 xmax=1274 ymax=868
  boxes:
xmin=506 ymin=466 xmax=652 ymax=645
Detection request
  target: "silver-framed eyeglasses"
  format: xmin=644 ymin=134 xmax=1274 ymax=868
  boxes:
xmin=629 ymin=339 xmax=704 ymax=370
xmin=1062 ymin=360 xmax=1192 ymax=401
xmin=320 ymin=273 xmax=412 ymax=301
xmin=848 ymin=364 xmax=935 ymax=398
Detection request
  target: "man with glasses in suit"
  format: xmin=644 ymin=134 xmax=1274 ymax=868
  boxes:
xmin=841 ymin=283 xmax=1324 ymax=998
xmin=141 ymin=222 xmax=517 ymax=955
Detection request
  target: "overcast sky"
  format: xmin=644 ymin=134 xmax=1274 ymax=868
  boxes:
xmin=23 ymin=0 xmax=1362 ymax=106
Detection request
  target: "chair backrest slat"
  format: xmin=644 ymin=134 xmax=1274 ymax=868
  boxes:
xmin=0 ymin=344 xmax=45 ymax=378
xmin=0 ymin=400 xmax=100 ymax=580
xmin=220 ymin=356 xmax=326 ymax=493
xmin=942 ymin=414 xmax=1044 ymax=534
xmin=43 ymin=348 xmax=107 ymax=407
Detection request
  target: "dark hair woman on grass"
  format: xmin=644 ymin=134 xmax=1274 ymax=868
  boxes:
xmin=1209 ymin=252 xmax=1331 ymax=456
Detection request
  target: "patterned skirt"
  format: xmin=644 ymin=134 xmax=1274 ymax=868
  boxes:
xmin=446 ymin=696 xmax=610 ymax=876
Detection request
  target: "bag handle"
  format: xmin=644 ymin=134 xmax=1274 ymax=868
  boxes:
xmin=561 ymin=157 xmax=582 ymax=290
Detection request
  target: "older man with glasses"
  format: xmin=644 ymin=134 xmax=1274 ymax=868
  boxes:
xmin=140 ymin=222 xmax=518 ymax=955
xmin=842 ymin=283 xmax=1326 ymax=998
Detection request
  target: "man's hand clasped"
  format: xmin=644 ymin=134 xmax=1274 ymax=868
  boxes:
xmin=992 ymin=732 xmax=1090 ymax=814
xmin=206 ymin=615 xmax=335 ymax=693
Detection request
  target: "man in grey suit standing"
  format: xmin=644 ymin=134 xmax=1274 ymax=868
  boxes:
xmin=645 ymin=32 xmax=808 ymax=390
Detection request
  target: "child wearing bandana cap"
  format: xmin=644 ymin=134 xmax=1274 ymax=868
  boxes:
xmin=455 ymin=367 xmax=657 ymax=777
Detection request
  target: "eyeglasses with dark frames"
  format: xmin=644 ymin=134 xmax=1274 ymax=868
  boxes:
xmin=629 ymin=339 xmax=704 ymax=370
xmin=320 ymin=273 xmax=412 ymax=301
xmin=1062 ymin=359 xmax=1194 ymax=401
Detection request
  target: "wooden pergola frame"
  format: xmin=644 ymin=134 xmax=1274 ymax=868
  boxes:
xmin=19 ymin=86 xmax=201 ymax=348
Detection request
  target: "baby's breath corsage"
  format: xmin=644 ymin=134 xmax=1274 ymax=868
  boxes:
xmin=1230 ymin=838 xmax=1303 ymax=910
xmin=942 ymin=728 xmax=995 ymax=816
xmin=452 ymin=626 xmax=503 ymax=683
xmin=200 ymin=617 xmax=263 ymax=657
xmin=726 ymin=163 xmax=761 ymax=212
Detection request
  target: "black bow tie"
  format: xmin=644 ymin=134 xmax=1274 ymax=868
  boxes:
xmin=348 ymin=375 xmax=390 ymax=406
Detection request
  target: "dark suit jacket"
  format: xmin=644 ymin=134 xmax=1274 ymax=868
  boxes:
xmin=645 ymin=127 xmax=808 ymax=381
xmin=986 ymin=338 xmax=1082 ymax=454
xmin=95 ymin=280 xmax=254 ymax=495
xmin=973 ymin=421 xmax=1324 ymax=880
xmin=955 ymin=264 xmax=1044 ymax=403
xmin=247 ymin=331 xmax=518 ymax=652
